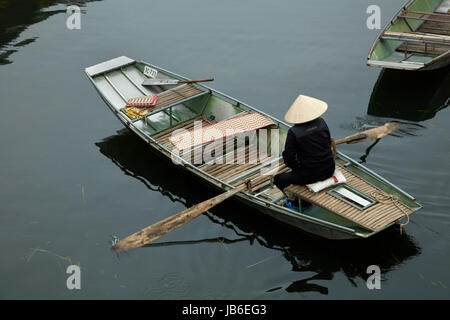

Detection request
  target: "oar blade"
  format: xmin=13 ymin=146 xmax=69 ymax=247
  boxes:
xmin=335 ymin=122 xmax=398 ymax=145
xmin=112 ymin=187 xmax=243 ymax=252
xmin=347 ymin=122 xmax=398 ymax=144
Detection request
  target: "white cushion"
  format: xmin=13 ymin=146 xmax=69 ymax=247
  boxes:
xmin=306 ymin=169 xmax=346 ymax=193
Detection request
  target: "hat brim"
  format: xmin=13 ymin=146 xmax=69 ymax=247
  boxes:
xmin=284 ymin=95 xmax=328 ymax=124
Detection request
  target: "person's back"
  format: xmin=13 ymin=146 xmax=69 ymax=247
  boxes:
xmin=274 ymin=95 xmax=335 ymax=203
xmin=285 ymin=117 xmax=335 ymax=177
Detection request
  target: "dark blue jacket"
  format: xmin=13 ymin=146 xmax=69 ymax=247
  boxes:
xmin=282 ymin=117 xmax=335 ymax=176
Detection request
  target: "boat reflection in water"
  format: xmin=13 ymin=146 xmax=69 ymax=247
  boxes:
xmin=368 ymin=66 xmax=450 ymax=122
xmin=358 ymin=66 xmax=450 ymax=163
xmin=96 ymin=130 xmax=421 ymax=296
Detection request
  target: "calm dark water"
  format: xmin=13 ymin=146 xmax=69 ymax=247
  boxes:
xmin=0 ymin=0 xmax=449 ymax=299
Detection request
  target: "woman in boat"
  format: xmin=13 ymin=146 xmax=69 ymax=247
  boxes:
xmin=274 ymin=95 xmax=335 ymax=210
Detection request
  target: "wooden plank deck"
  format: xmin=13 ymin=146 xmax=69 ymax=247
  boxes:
xmin=121 ymin=84 xmax=204 ymax=120
xmin=153 ymin=116 xmax=217 ymax=164
xmin=152 ymin=84 xmax=204 ymax=107
xmin=396 ymin=42 xmax=448 ymax=55
xmin=152 ymin=116 xmax=288 ymax=194
xmin=285 ymin=165 xmax=415 ymax=232
xmin=396 ymin=10 xmax=450 ymax=55
xmin=153 ymin=118 xmax=415 ymax=230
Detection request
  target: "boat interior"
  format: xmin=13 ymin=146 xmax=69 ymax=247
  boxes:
xmin=369 ymin=0 xmax=449 ymax=68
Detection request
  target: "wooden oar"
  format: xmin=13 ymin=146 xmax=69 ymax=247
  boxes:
xmin=142 ymin=78 xmax=214 ymax=86
xmin=112 ymin=122 xmax=398 ymax=252
xmin=113 ymin=185 xmax=246 ymax=252
xmin=334 ymin=122 xmax=398 ymax=145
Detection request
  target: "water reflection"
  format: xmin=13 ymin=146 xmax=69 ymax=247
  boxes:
xmin=0 ymin=0 xmax=99 ymax=65
xmin=368 ymin=66 xmax=450 ymax=122
xmin=357 ymin=65 xmax=449 ymax=162
xmin=96 ymin=130 xmax=421 ymax=296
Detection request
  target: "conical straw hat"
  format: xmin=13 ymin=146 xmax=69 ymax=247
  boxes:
xmin=284 ymin=95 xmax=328 ymax=124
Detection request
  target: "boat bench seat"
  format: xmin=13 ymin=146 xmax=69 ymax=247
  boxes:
xmin=168 ymin=112 xmax=276 ymax=151
xmin=285 ymin=164 xmax=415 ymax=232
xmin=394 ymin=11 xmax=450 ymax=56
xmin=382 ymin=31 xmax=450 ymax=45
xmin=396 ymin=42 xmax=448 ymax=55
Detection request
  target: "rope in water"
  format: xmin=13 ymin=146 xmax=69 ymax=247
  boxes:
xmin=369 ymin=190 xmax=410 ymax=234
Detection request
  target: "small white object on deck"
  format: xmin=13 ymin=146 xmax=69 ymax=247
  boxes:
xmin=333 ymin=186 xmax=372 ymax=208
xmin=306 ymin=169 xmax=346 ymax=193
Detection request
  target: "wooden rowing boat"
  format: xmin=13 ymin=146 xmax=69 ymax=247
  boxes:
xmin=367 ymin=0 xmax=450 ymax=71
xmin=85 ymin=56 xmax=421 ymax=240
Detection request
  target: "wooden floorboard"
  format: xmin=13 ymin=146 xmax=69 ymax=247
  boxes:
xmin=285 ymin=164 xmax=415 ymax=231
xmin=396 ymin=12 xmax=450 ymax=55
xmin=121 ymin=85 xmax=204 ymax=120
xmin=151 ymin=117 xmax=287 ymax=197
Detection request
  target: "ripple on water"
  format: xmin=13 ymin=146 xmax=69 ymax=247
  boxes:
xmin=143 ymin=272 xmax=190 ymax=299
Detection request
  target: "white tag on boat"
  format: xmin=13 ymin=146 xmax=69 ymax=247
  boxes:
xmin=143 ymin=66 xmax=158 ymax=79
xmin=334 ymin=186 xmax=371 ymax=208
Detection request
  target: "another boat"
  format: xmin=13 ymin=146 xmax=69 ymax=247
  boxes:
xmin=85 ymin=56 xmax=421 ymax=240
xmin=367 ymin=0 xmax=450 ymax=71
